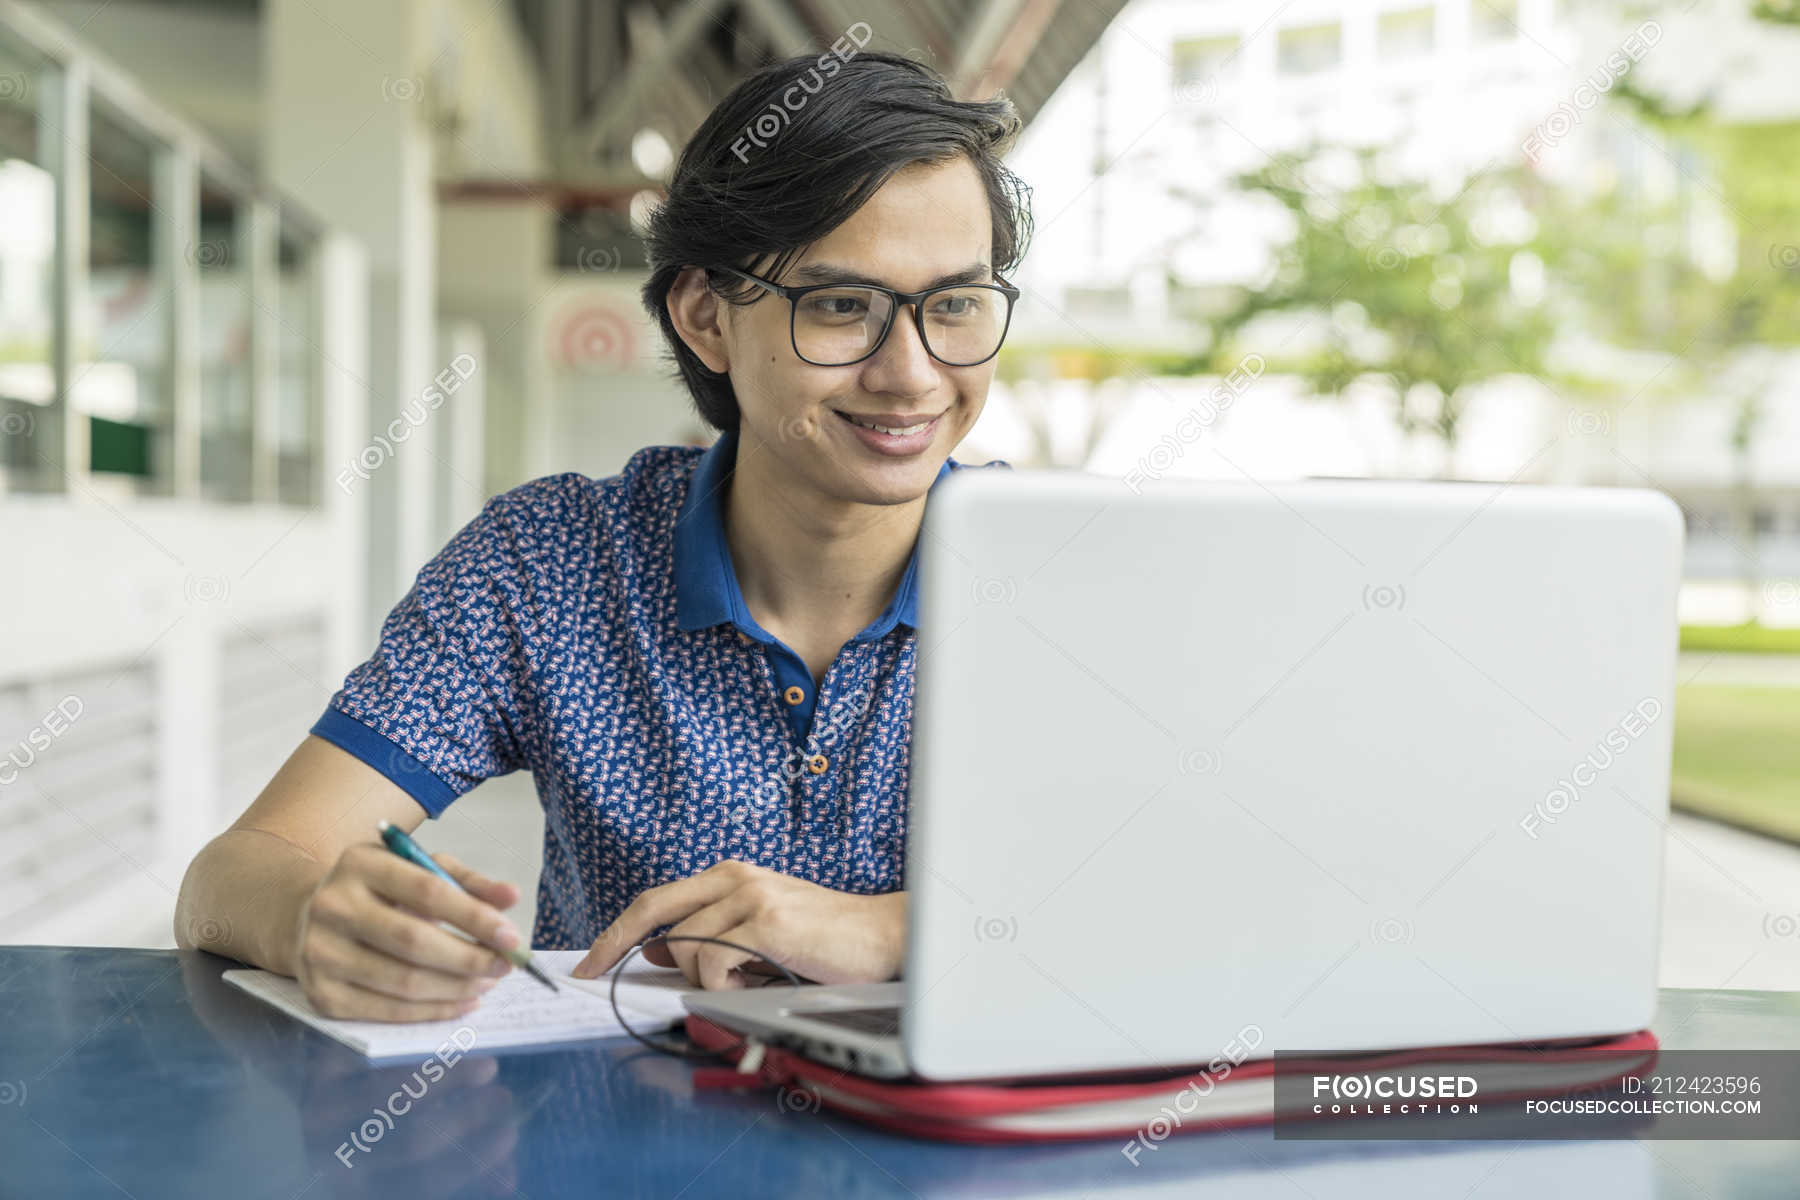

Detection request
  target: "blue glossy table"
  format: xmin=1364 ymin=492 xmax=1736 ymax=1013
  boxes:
xmin=2 ymin=948 xmax=1797 ymax=1199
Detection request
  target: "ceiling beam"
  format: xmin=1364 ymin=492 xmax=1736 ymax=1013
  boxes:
xmin=622 ymin=2 xmax=721 ymax=139
xmin=951 ymin=0 xmax=1028 ymax=97
xmin=798 ymin=0 xmax=946 ymax=69
xmin=961 ymin=0 xmax=1062 ymax=99
xmin=538 ymin=0 xmax=582 ymax=139
xmin=578 ymin=0 xmax=729 ymax=157
xmin=437 ymin=177 xmax=655 ymax=210
xmin=735 ymin=0 xmax=816 ymax=55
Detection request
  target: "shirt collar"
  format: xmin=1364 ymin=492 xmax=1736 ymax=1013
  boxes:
xmin=673 ymin=428 xmax=957 ymax=642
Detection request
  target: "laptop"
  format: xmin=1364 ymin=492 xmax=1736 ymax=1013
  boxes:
xmin=685 ymin=471 xmax=1683 ymax=1082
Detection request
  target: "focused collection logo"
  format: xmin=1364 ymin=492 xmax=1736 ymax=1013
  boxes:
xmin=1310 ymin=1072 xmax=1480 ymax=1116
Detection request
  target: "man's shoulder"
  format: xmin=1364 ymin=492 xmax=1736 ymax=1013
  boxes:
xmin=486 ymin=443 xmax=709 ymax=529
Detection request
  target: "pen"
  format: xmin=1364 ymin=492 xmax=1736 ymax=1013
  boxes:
xmin=376 ymin=819 xmax=558 ymax=993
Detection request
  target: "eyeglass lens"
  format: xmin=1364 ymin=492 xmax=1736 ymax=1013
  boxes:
xmin=792 ymin=286 xmax=1010 ymax=366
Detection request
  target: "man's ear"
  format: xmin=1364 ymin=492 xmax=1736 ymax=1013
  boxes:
xmin=666 ymin=267 xmax=731 ymax=374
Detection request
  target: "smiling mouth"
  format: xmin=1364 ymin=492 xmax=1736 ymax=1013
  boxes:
xmin=833 ymin=410 xmax=944 ymax=436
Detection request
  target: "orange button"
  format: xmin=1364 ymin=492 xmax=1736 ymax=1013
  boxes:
xmin=806 ymin=754 xmax=828 ymax=774
xmin=783 ymin=685 xmax=805 ymax=706
xmin=735 ymin=631 xmax=752 ymax=646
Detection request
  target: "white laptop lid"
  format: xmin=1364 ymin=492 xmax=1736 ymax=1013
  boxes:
xmin=904 ymin=472 xmax=1681 ymax=1081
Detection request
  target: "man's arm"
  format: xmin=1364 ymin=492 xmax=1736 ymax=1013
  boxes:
xmin=174 ymin=735 xmax=527 ymax=1020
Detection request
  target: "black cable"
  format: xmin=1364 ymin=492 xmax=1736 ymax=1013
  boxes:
xmin=606 ymin=934 xmax=802 ymax=1061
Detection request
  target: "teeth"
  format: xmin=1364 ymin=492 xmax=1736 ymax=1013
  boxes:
xmin=844 ymin=413 xmax=932 ymax=436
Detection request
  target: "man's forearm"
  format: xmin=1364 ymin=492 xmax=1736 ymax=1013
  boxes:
xmin=174 ymin=828 xmax=328 ymax=977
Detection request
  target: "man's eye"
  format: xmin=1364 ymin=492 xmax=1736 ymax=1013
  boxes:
xmin=931 ymin=294 xmax=980 ymax=319
xmin=804 ymin=294 xmax=869 ymax=319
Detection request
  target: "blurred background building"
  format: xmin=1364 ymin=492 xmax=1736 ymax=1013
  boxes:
xmin=2 ymin=0 xmax=1796 ymax=992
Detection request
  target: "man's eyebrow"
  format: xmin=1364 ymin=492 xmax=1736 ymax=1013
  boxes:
xmin=783 ymin=262 xmax=995 ymax=289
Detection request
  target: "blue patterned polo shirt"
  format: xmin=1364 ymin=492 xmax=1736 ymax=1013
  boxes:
xmin=309 ymin=429 xmax=1000 ymax=950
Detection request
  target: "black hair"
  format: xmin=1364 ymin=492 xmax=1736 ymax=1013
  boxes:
xmin=639 ymin=48 xmax=1033 ymax=433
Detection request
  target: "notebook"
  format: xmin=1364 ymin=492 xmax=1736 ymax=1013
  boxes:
xmin=223 ymin=950 xmax=696 ymax=1061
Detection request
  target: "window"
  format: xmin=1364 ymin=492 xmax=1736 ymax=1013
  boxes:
xmin=1172 ymin=35 xmax=1238 ymax=91
xmin=1278 ymin=23 xmax=1342 ymax=75
xmin=1378 ymin=8 xmax=1435 ymax=59
xmin=275 ymin=227 xmax=319 ymax=506
xmin=84 ymin=100 xmax=170 ymax=493
xmin=0 ymin=34 xmax=56 ymax=492
xmin=198 ymin=173 xmax=252 ymax=502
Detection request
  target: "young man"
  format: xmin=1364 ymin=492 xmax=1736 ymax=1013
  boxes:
xmin=174 ymin=50 xmax=1031 ymax=1021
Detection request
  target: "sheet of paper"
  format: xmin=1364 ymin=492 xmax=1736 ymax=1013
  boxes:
xmin=223 ymin=949 xmax=696 ymax=1061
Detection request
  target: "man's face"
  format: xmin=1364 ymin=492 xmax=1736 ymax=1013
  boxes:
xmin=723 ymin=155 xmax=1001 ymax=506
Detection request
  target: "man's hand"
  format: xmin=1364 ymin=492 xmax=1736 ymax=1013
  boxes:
xmin=569 ymin=861 xmax=906 ymax=989
xmin=294 ymin=844 xmax=525 ymax=1021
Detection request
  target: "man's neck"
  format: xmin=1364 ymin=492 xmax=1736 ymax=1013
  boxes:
xmin=723 ymin=437 xmax=925 ymax=643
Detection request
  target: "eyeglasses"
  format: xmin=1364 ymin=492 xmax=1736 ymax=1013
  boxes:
xmin=708 ymin=264 xmax=1020 ymax=368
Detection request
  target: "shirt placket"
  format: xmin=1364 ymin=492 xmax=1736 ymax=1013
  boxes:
xmin=796 ymin=646 xmax=872 ymax=886
xmin=731 ymin=628 xmax=875 ymax=888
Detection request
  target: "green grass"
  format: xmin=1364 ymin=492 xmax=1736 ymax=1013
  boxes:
xmin=1671 ymin=684 xmax=1800 ymax=842
xmin=1680 ymin=623 xmax=1800 ymax=655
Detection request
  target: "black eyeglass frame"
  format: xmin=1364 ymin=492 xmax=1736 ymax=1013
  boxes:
xmin=707 ymin=263 xmax=1021 ymax=368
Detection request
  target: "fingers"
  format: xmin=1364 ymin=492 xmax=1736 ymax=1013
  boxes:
xmin=295 ymin=844 xmax=523 ymax=1021
xmin=308 ymin=926 xmax=500 ymax=1005
xmin=352 ymin=844 xmax=523 ymax=954
xmin=659 ymin=894 xmax=758 ymax=985
xmin=692 ymin=924 xmax=761 ymax=991
xmin=737 ymin=957 xmax=789 ymax=979
xmin=571 ymin=862 xmax=754 ymax=978
xmin=434 ymin=851 xmax=520 ymax=911
xmin=312 ymin=872 xmax=514 ymax=979
xmin=644 ymin=927 xmax=770 ymax=987
xmin=308 ymin=973 xmax=487 ymax=1023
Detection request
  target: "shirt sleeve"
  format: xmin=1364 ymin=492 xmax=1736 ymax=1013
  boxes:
xmin=310 ymin=492 xmax=539 ymax=817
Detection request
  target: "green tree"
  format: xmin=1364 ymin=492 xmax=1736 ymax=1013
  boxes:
xmin=1539 ymin=88 xmax=1800 ymax=613
xmin=1193 ymin=146 xmax=1556 ymax=474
